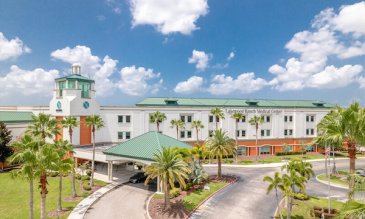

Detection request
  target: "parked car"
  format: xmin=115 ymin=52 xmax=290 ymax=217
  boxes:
xmin=129 ymin=172 xmax=147 ymax=184
xmin=356 ymin=170 xmax=365 ymax=177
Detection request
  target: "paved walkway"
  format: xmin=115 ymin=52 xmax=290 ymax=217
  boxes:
xmin=84 ymin=183 xmax=154 ymax=219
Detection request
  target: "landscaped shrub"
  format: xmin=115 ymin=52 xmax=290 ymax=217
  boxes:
xmin=75 ymin=173 xmax=82 ymax=180
xmin=223 ymin=159 xmax=234 ymax=164
xmin=169 ymin=188 xmax=180 ymax=198
xmin=83 ymin=182 xmax=91 ymax=191
xmin=81 ymin=175 xmax=90 ymax=181
xmin=49 ymin=172 xmax=58 ymax=177
xmin=240 ymin=160 xmax=253 ymax=164
xmin=184 ymin=182 xmax=192 ymax=191
xmin=203 ymin=160 xmax=209 ymax=164
xmin=86 ymin=169 xmax=92 ymax=176
xmin=276 ymin=151 xmax=306 ymax=156
xmin=293 ymin=193 xmax=310 ymax=200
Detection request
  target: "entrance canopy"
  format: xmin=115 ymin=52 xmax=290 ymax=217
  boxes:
xmin=103 ymin=131 xmax=193 ymax=165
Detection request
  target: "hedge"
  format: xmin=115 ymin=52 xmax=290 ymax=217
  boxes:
xmin=275 ymin=151 xmax=306 ymax=156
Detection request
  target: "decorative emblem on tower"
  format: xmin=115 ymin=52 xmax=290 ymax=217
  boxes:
xmin=83 ymin=101 xmax=90 ymax=109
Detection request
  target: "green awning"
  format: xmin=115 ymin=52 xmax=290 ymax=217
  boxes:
xmin=0 ymin=111 xmax=34 ymax=123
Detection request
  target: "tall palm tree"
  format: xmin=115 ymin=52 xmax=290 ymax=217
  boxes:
xmin=36 ymin=143 xmax=59 ymax=219
xmin=205 ymin=129 xmax=236 ymax=178
xmin=191 ymin=120 xmax=204 ymax=143
xmin=282 ymin=158 xmax=314 ymax=193
xmin=316 ymin=102 xmax=365 ymax=199
xmin=10 ymin=135 xmax=40 ymax=219
xmin=210 ymin=107 xmax=225 ymax=130
xmin=170 ymin=119 xmax=185 ymax=140
xmin=144 ymin=147 xmax=190 ymax=210
xmin=53 ymin=140 xmax=74 ymax=212
xmin=61 ymin=116 xmax=79 ymax=197
xmin=249 ymin=115 xmax=264 ymax=161
xmin=149 ymin=111 xmax=167 ymax=132
xmin=231 ymin=112 xmax=245 ymax=161
xmin=85 ymin=115 xmax=104 ymax=187
xmin=263 ymin=172 xmax=283 ymax=219
xmin=27 ymin=113 xmax=60 ymax=142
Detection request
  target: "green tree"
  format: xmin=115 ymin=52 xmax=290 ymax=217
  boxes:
xmin=263 ymin=172 xmax=283 ymax=219
xmin=85 ymin=115 xmax=104 ymax=187
xmin=10 ymin=135 xmax=40 ymax=219
xmin=191 ymin=120 xmax=204 ymax=143
xmin=205 ymin=129 xmax=236 ymax=178
xmin=0 ymin=122 xmax=13 ymax=171
xmin=190 ymin=158 xmax=208 ymax=184
xmin=144 ymin=147 xmax=190 ymax=210
xmin=61 ymin=116 xmax=79 ymax=197
xmin=315 ymin=102 xmax=365 ymax=199
xmin=170 ymin=119 xmax=185 ymax=140
xmin=231 ymin=112 xmax=244 ymax=162
xmin=27 ymin=113 xmax=60 ymax=142
xmin=210 ymin=107 xmax=225 ymax=130
xmin=191 ymin=144 xmax=208 ymax=164
xmin=149 ymin=111 xmax=167 ymax=132
xmin=53 ymin=140 xmax=74 ymax=212
xmin=249 ymin=115 xmax=264 ymax=161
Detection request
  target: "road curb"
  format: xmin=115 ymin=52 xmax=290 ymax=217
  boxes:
xmin=315 ymin=175 xmax=348 ymax=189
xmin=146 ymin=193 xmax=154 ymax=219
xmin=274 ymin=197 xmax=285 ymax=218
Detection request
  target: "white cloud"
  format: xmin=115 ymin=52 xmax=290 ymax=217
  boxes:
xmin=174 ymin=76 xmax=203 ymax=94
xmin=117 ymin=66 xmax=162 ymax=96
xmin=0 ymin=32 xmax=31 ymax=61
xmin=51 ymin=45 xmax=117 ymax=96
xmin=208 ymin=72 xmax=268 ymax=95
xmin=0 ymin=65 xmax=59 ymax=97
xmin=130 ymin=0 xmax=208 ymax=35
xmin=227 ymin=52 xmax=235 ymax=61
xmin=105 ymin=0 xmax=122 ymax=14
xmin=332 ymin=2 xmax=365 ymax=37
xmin=188 ymin=50 xmax=211 ymax=71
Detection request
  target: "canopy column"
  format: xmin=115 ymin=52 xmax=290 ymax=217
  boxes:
xmin=107 ymin=161 xmax=113 ymax=181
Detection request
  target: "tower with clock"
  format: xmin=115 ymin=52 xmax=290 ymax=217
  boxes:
xmin=49 ymin=64 xmax=100 ymax=145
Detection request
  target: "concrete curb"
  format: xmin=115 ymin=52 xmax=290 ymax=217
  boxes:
xmin=146 ymin=193 xmax=154 ymax=219
xmin=315 ymin=175 xmax=348 ymax=190
xmin=68 ymin=182 xmax=124 ymax=219
xmin=274 ymin=197 xmax=285 ymax=218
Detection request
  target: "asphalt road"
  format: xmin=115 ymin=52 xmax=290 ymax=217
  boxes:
xmin=191 ymin=158 xmax=365 ymax=219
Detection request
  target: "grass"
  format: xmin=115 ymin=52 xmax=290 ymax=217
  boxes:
xmin=239 ymin=154 xmax=330 ymax=165
xmin=182 ymin=181 xmax=227 ymax=211
xmin=280 ymin=196 xmax=344 ymax=218
xmin=0 ymin=171 xmax=107 ymax=219
xmin=317 ymin=169 xmax=365 ymax=188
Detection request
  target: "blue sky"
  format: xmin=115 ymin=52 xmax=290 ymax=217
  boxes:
xmin=0 ymin=0 xmax=364 ymax=106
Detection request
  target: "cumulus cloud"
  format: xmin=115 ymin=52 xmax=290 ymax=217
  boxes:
xmin=268 ymin=2 xmax=365 ymax=91
xmin=174 ymin=76 xmax=203 ymax=94
xmin=188 ymin=50 xmax=211 ymax=71
xmin=0 ymin=65 xmax=59 ymax=97
xmin=208 ymin=72 xmax=269 ymax=95
xmin=0 ymin=32 xmax=31 ymax=61
xmin=117 ymin=66 xmax=162 ymax=95
xmin=130 ymin=0 xmax=208 ymax=35
xmin=227 ymin=52 xmax=235 ymax=61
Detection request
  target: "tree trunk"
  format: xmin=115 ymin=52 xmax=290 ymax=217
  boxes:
xmin=255 ymin=127 xmax=258 ymax=161
xmin=90 ymin=130 xmax=96 ymax=187
xmin=157 ymin=122 xmax=160 ymax=132
xmin=332 ymin=145 xmax=337 ymax=174
xmin=275 ymin=188 xmax=283 ymax=219
xmin=40 ymin=173 xmax=47 ymax=219
xmin=196 ymin=128 xmax=199 ymax=143
xmin=176 ymin=127 xmax=178 ymax=140
xmin=58 ymin=174 xmax=62 ymax=211
xmin=218 ymin=156 xmax=222 ymax=178
xmin=69 ymin=127 xmax=77 ymax=197
xmin=286 ymin=196 xmax=292 ymax=219
xmin=235 ymin=121 xmax=238 ymax=162
xmin=29 ymin=178 xmax=34 ymax=219
xmin=164 ymin=182 xmax=171 ymax=210
xmin=348 ymin=141 xmax=356 ymax=200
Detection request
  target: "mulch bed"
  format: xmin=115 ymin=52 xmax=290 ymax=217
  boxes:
xmin=148 ymin=175 xmax=238 ymax=219
xmin=48 ymin=209 xmax=70 ymax=218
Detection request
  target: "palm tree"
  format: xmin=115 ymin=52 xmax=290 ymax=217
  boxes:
xmin=54 ymin=140 xmax=74 ymax=212
xmin=249 ymin=115 xmax=264 ymax=161
xmin=85 ymin=115 xmax=104 ymax=187
xmin=61 ymin=116 xmax=79 ymax=198
xmin=149 ymin=111 xmax=167 ymax=132
xmin=316 ymin=102 xmax=365 ymax=199
xmin=36 ymin=143 xmax=59 ymax=219
xmin=231 ymin=112 xmax=244 ymax=161
xmin=283 ymin=158 xmax=314 ymax=193
xmin=263 ymin=172 xmax=283 ymax=219
xmin=205 ymin=129 xmax=236 ymax=178
xmin=144 ymin=147 xmax=190 ymax=210
xmin=210 ymin=107 xmax=225 ymax=130
xmin=191 ymin=120 xmax=204 ymax=143
xmin=10 ymin=135 xmax=40 ymax=219
xmin=191 ymin=143 xmax=208 ymax=164
xmin=170 ymin=119 xmax=185 ymax=140
xmin=27 ymin=113 xmax=60 ymax=142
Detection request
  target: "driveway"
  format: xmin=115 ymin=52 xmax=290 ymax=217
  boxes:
xmin=84 ymin=183 xmax=154 ymax=219
xmin=191 ymin=159 xmax=365 ymax=219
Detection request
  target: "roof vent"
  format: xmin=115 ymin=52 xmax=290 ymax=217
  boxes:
xmin=164 ymin=99 xmax=178 ymax=105
xmin=72 ymin=63 xmax=81 ymax=75
xmin=313 ymin=101 xmax=324 ymax=107
xmin=245 ymin=100 xmax=259 ymax=106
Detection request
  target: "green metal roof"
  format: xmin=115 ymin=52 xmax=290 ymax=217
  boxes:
xmin=136 ymin=97 xmax=335 ymax=108
xmin=55 ymin=74 xmax=94 ymax=83
xmin=0 ymin=111 xmax=34 ymax=123
xmin=103 ymin=131 xmax=193 ymax=161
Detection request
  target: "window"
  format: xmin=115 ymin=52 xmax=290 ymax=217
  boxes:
xmin=260 ymin=146 xmax=270 ymax=155
xmin=306 ymin=128 xmax=315 ymax=136
xmin=118 ymin=115 xmax=131 ymax=124
xmin=306 ymin=145 xmax=314 ymax=152
xmin=187 ymin=116 xmax=192 ymax=123
xmin=261 ymin=130 xmax=265 ymax=137
xmin=181 ymin=115 xmax=193 ymax=123
xmin=126 ymin=115 xmax=131 ymax=123
xmin=208 ymin=130 xmax=214 ymax=137
xmin=284 ymin=115 xmax=293 ymax=122
xmin=306 ymin=115 xmax=315 ymax=122
xmin=264 ymin=115 xmax=270 ymax=123
xmin=237 ymin=146 xmax=246 ymax=156
xmin=283 ymin=145 xmax=293 ymax=152
xmin=180 ymin=116 xmax=185 ymax=122
xmin=261 ymin=129 xmax=271 ymax=137
xmin=180 ymin=130 xmax=192 ymax=139
xmin=118 ymin=131 xmax=131 ymax=140
xmin=236 ymin=116 xmax=246 ymax=123
xmin=266 ymin=130 xmax=271 ymax=136
xmin=187 ymin=131 xmax=192 ymax=138
xmin=284 ymin=129 xmax=293 ymax=136
xmin=118 ymin=116 xmax=123 ymax=123
xmin=236 ymin=130 xmax=246 ymax=137
xmin=209 ymin=115 xmax=214 ymax=123
xmin=180 ymin=131 xmax=185 ymax=139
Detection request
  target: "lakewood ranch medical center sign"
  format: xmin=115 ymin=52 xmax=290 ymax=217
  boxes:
xmin=225 ymin=108 xmax=283 ymax=115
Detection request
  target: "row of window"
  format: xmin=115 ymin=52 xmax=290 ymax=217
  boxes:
xmin=118 ymin=131 xmax=131 ymax=140
xmin=236 ymin=145 xmax=315 ymax=156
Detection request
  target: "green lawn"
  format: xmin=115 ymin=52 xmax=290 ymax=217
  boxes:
xmin=182 ymin=181 xmax=227 ymax=211
xmin=238 ymin=154 xmax=329 ymax=165
xmin=317 ymin=173 xmax=349 ymax=186
xmin=280 ymin=196 xmax=344 ymax=218
xmin=0 ymin=172 xmax=107 ymax=219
